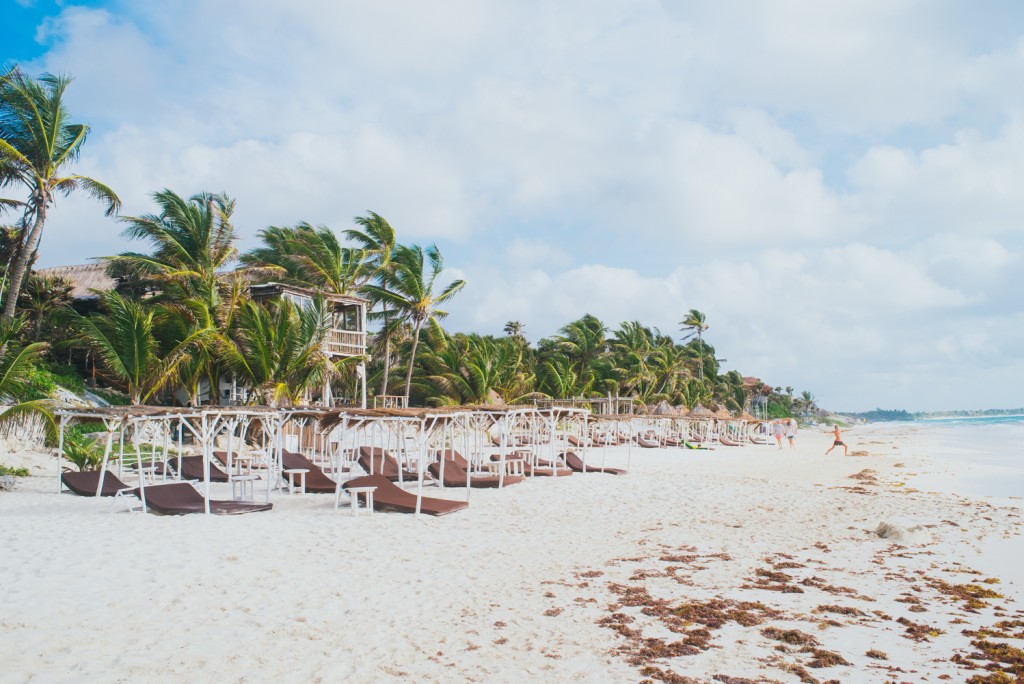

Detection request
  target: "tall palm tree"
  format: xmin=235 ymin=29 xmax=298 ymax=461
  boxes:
xmin=71 ymin=290 xmax=209 ymax=405
xmin=0 ymin=67 xmax=120 ymax=324
xmin=362 ymin=243 xmax=465 ymax=402
xmin=345 ymin=212 xmax=397 ymax=395
xmin=110 ymin=189 xmax=237 ymax=294
xmin=109 ymin=189 xmax=243 ymax=402
xmin=679 ymin=308 xmax=710 ymax=381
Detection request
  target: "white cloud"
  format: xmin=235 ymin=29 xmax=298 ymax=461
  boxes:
xmin=11 ymin=1 xmax=1024 ymax=411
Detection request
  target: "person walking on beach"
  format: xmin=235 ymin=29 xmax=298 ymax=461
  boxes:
xmin=786 ymin=419 xmax=797 ymax=448
xmin=772 ymin=420 xmax=785 ymax=449
xmin=824 ymin=425 xmax=850 ymax=456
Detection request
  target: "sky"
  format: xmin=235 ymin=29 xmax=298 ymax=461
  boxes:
xmin=3 ymin=0 xmax=1023 ymax=412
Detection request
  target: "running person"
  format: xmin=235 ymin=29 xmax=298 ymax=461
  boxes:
xmin=824 ymin=425 xmax=850 ymax=456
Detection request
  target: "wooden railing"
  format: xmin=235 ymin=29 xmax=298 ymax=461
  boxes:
xmin=325 ymin=329 xmax=366 ymax=357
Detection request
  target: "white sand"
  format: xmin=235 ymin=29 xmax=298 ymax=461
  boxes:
xmin=1 ymin=423 xmax=1022 ymax=682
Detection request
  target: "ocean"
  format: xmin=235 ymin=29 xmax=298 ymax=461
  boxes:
xmin=910 ymin=414 xmax=1024 ymax=500
xmin=898 ymin=415 xmax=1024 ymax=593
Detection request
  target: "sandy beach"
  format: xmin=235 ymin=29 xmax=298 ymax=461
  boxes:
xmin=2 ymin=422 xmax=1022 ymax=683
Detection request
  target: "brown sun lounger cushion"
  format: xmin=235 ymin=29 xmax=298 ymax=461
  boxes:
xmin=433 ymin=449 xmax=471 ymax=470
xmin=342 ymin=474 xmax=468 ymax=516
xmin=167 ymin=455 xmax=231 ymax=482
xmin=636 ymin=436 xmax=660 ymax=448
xmin=561 ymin=451 xmax=626 ymax=475
xmin=133 ymin=482 xmax=272 ymax=515
xmin=279 ymin=449 xmax=339 ymax=493
xmin=61 ymin=470 xmax=130 ymax=497
xmin=427 ymin=459 xmax=522 ymax=488
xmin=357 ymin=446 xmax=418 ymax=482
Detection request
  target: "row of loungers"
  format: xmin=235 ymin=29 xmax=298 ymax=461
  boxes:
xmin=59 ymin=447 xmax=625 ymax=516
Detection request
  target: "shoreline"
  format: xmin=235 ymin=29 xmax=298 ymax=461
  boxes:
xmin=1 ymin=421 xmax=1021 ymax=681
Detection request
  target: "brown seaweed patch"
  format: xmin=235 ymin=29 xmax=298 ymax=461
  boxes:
xmin=621 ymin=637 xmax=702 ymax=666
xmin=865 ymin=649 xmax=888 ymax=660
xmin=965 ymin=620 xmax=1024 ymax=640
xmin=761 ymin=627 xmax=820 ymax=648
xmin=927 ymin=578 xmax=1004 ymax=612
xmin=638 ymin=665 xmax=701 ymax=683
xmin=813 ymin=604 xmax=865 ymax=617
xmin=674 ymin=599 xmax=782 ymax=629
xmin=896 ymin=616 xmax=945 ymax=641
xmin=807 ymin=649 xmax=851 ymax=668
xmin=965 ymin=639 xmax=1024 ymax=677
xmin=597 ymin=612 xmax=641 ymax=639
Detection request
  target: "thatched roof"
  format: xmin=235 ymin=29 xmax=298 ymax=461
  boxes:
xmin=36 ymin=263 xmax=115 ymax=300
xmin=652 ymin=400 xmax=676 ymax=416
xmin=687 ymin=405 xmax=715 ymax=418
xmin=713 ymin=408 xmax=732 ymax=419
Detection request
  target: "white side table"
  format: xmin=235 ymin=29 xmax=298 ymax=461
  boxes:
xmin=346 ymin=486 xmax=377 ymax=516
xmin=283 ymin=468 xmax=308 ymax=494
xmin=231 ymin=474 xmax=258 ymax=501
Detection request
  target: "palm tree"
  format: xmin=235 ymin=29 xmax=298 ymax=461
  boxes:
xmin=110 ymin=189 xmax=237 ymax=294
xmin=18 ymin=273 xmax=73 ymax=340
xmin=70 ymin=290 xmax=209 ymax=405
xmin=223 ymin=297 xmax=340 ymax=406
xmin=362 ymin=243 xmax=465 ymax=403
xmin=0 ymin=314 xmax=55 ymax=437
xmin=0 ymin=67 xmax=120 ymax=325
xmin=679 ymin=309 xmax=710 ymax=381
xmin=242 ymin=222 xmax=371 ymax=295
xmin=413 ymin=328 xmax=533 ymax=406
xmin=109 ymin=189 xmax=243 ymax=402
xmin=345 ymin=212 xmax=397 ymax=395
xmin=503 ymin=320 xmax=525 ymax=339
xmin=552 ymin=314 xmax=608 ymax=395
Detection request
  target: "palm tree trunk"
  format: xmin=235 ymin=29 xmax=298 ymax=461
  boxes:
xmin=403 ymin=318 xmax=424 ymax=402
xmin=0 ymin=202 xmax=47 ymax=361
xmin=2 ymin=201 xmax=46 ymax=321
xmin=380 ymin=327 xmax=391 ymax=395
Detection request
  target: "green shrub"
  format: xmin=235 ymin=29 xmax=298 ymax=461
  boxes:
xmin=61 ymin=434 xmax=105 ymax=471
xmin=20 ymin=363 xmax=56 ymax=400
xmin=0 ymin=464 xmax=30 ymax=477
xmin=46 ymin=362 xmax=86 ymax=395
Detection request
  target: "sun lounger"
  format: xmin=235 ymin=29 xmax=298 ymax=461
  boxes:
xmin=428 ymin=458 xmax=522 ymax=488
xmin=166 ymin=455 xmax=231 ymax=482
xmin=433 ymin=449 xmax=495 ymax=474
xmin=133 ymin=482 xmax=273 ymax=515
xmin=279 ymin=449 xmax=340 ymax=493
xmin=636 ymin=435 xmax=660 ymax=448
xmin=61 ymin=470 xmax=131 ymax=497
xmin=489 ymin=454 xmax=573 ymax=477
xmin=561 ymin=451 xmax=627 ymax=475
xmin=342 ymin=475 xmax=468 ymax=516
xmin=357 ymin=446 xmax=418 ymax=482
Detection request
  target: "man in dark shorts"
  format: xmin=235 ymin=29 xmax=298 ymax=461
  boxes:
xmin=824 ymin=425 xmax=849 ymax=456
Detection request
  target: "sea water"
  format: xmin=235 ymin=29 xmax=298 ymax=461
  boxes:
xmin=903 ymin=416 xmax=1024 ymax=594
xmin=910 ymin=414 xmax=1024 ymax=500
